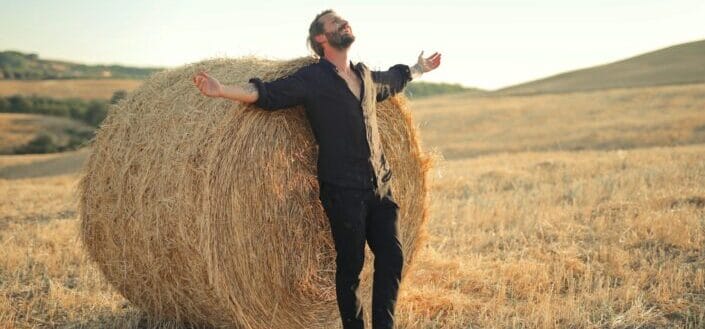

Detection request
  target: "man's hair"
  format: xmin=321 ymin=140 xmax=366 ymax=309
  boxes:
xmin=308 ymin=9 xmax=334 ymax=57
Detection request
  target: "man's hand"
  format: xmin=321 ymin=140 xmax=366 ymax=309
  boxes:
xmin=410 ymin=51 xmax=442 ymax=79
xmin=193 ymin=71 xmax=223 ymax=98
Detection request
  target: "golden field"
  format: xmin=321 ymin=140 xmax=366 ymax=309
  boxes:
xmin=412 ymin=83 xmax=705 ymax=159
xmin=0 ymin=79 xmax=142 ymax=100
xmin=1 ymin=83 xmax=704 ymax=328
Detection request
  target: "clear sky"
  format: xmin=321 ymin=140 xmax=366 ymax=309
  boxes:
xmin=1 ymin=0 xmax=703 ymax=90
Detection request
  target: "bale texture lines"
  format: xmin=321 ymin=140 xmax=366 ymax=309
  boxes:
xmin=78 ymin=56 xmax=432 ymax=328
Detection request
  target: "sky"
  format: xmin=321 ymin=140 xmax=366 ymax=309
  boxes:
xmin=1 ymin=0 xmax=703 ymax=90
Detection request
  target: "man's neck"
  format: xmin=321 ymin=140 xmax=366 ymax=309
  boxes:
xmin=323 ymin=48 xmax=351 ymax=74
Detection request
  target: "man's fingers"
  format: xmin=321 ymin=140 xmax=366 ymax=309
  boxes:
xmin=417 ymin=52 xmax=441 ymax=71
xmin=430 ymin=55 xmax=441 ymax=65
xmin=194 ymin=73 xmax=212 ymax=95
xmin=194 ymin=74 xmax=203 ymax=84
xmin=195 ymin=71 xmax=209 ymax=80
xmin=431 ymin=58 xmax=440 ymax=67
xmin=193 ymin=71 xmax=221 ymax=96
xmin=424 ymin=53 xmax=440 ymax=68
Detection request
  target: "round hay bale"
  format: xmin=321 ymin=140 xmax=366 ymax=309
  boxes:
xmin=78 ymin=56 xmax=433 ymax=328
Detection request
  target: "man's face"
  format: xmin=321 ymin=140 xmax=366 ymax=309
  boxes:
xmin=320 ymin=13 xmax=355 ymax=51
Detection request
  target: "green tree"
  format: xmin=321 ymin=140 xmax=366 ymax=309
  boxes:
xmin=68 ymin=105 xmax=84 ymax=120
xmin=84 ymin=100 xmax=108 ymax=126
xmin=110 ymin=90 xmax=128 ymax=104
xmin=14 ymin=132 xmax=59 ymax=154
xmin=8 ymin=95 xmax=31 ymax=112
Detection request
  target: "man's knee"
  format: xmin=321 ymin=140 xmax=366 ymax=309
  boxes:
xmin=374 ymin=243 xmax=404 ymax=272
xmin=336 ymin=249 xmax=365 ymax=275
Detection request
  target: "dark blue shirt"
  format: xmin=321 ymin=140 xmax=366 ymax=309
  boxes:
xmin=248 ymin=58 xmax=412 ymax=189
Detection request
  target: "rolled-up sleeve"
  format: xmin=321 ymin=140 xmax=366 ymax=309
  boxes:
xmin=248 ymin=68 xmax=309 ymax=111
xmin=371 ymin=64 xmax=413 ymax=102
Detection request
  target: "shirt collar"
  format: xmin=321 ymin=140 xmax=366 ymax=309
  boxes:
xmin=319 ymin=57 xmax=359 ymax=74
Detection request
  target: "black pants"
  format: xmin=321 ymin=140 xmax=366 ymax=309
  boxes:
xmin=318 ymin=180 xmax=404 ymax=329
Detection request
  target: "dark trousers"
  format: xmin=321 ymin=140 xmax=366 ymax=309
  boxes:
xmin=318 ymin=180 xmax=404 ymax=329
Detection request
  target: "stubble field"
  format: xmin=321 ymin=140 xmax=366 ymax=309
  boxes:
xmin=1 ymin=83 xmax=704 ymax=328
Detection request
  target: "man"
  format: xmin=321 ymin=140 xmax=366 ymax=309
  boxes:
xmin=193 ymin=9 xmax=440 ymax=329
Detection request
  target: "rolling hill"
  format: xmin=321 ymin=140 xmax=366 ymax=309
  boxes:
xmin=495 ymin=39 xmax=705 ymax=95
xmin=2 ymin=81 xmax=704 ymax=176
xmin=410 ymin=82 xmax=705 ymax=159
xmin=0 ymin=50 xmax=477 ymax=100
xmin=0 ymin=50 xmax=161 ymax=80
xmin=0 ymin=79 xmax=143 ymax=100
xmin=0 ymin=113 xmax=95 ymax=155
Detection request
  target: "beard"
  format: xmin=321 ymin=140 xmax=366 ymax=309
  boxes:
xmin=325 ymin=29 xmax=355 ymax=50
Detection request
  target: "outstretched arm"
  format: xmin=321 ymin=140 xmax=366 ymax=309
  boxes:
xmin=193 ymin=71 xmax=259 ymax=103
xmin=193 ymin=69 xmax=308 ymax=111
xmin=373 ymin=51 xmax=442 ymax=102
xmin=247 ymin=69 xmax=308 ymax=111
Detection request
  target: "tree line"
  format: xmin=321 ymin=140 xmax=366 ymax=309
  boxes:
xmin=0 ymin=50 xmax=160 ymax=80
xmin=0 ymin=91 xmax=126 ymax=154
xmin=404 ymin=81 xmax=478 ymax=98
xmin=0 ymin=90 xmax=126 ymax=127
xmin=0 ymin=80 xmax=474 ymax=155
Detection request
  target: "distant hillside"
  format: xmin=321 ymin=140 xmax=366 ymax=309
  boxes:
xmin=405 ymin=81 xmax=484 ymax=98
xmin=496 ymin=39 xmax=705 ymax=95
xmin=0 ymin=51 xmax=475 ymax=99
xmin=411 ymin=83 xmax=705 ymax=159
xmin=0 ymin=79 xmax=141 ymax=100
xmin=0 ymin=50 xmax=162 ymax=80
xmin=0 ymin=113 xmax=94 ymax=155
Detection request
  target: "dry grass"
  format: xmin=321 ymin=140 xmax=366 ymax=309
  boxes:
xmin=396 ymin=144 xmax=705 ymax=328
xmin=1 ymin=79 xmax=704 ymax=328
xmin=0 ymin=79 xmax=143 ymax=100
xmin=1 ymin=143 xmax=703 ymax=328
xmin=412 ymin=83 xmax=705 ymax=159
xmin=0 ymin=148 xmax=90 ymax=180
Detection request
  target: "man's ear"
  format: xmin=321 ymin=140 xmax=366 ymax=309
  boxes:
xmin=314 ymin=34 xmax=326 ymax=44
